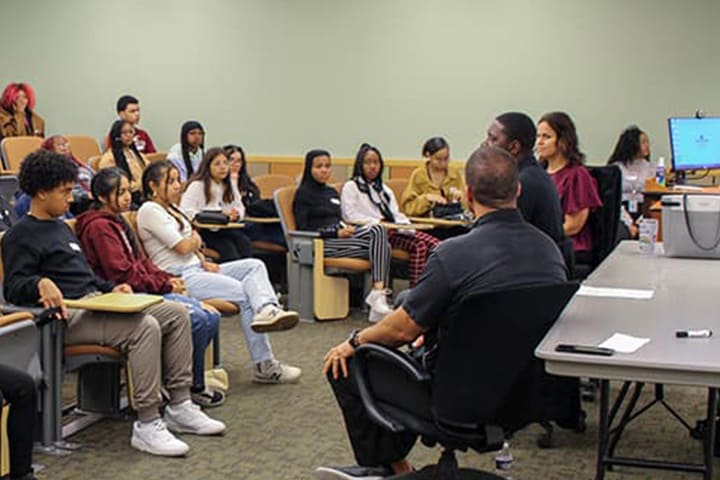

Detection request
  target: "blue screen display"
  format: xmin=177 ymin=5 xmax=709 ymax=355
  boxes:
xmin=668 ymin=117 xmax=720 ymax=171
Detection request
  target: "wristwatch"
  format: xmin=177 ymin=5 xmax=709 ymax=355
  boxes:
xmin=348 ymin=329 xmax=362 ymax=349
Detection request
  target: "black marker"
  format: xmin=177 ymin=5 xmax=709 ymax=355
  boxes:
xmin=676 ymin=329 xmax=713 ymax=338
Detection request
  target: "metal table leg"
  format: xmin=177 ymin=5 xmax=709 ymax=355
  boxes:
xmin=595 ymin=379 xmax=610 ymax=480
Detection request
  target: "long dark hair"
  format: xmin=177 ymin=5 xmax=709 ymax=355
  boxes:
xmin=180 ymin=120 xmax=204 ymax=178
xmin=188 ymin=147 xmax=234 ymax=204
xmin=109 ymin=120 xmax=146 ymax=180
xmin=538 ymin=112 xmax=585 ymax=166
xmin=301 ymin=149 xmax=331 ymax=186
xmin=352 ymin=143 xmax=394 ymax=222
xmin=607 ymin=126 xmax=648 ymax=166
xmin=224 ymin=144 xmax=259 ymax=198
xmin=141 ymin=160 xmax=192 ymax=232
xmin=91 ymin=167 xmax=142 ymax=256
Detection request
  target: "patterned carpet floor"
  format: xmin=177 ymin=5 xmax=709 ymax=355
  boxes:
xmin=33 ymin=310 xmax=715 ymax=480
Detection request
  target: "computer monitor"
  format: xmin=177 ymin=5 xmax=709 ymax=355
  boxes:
xmin=668 ymin=117 xmax=720 ymax=174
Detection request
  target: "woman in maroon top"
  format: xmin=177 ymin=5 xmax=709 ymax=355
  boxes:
xmin=536 ymin=112 xmax=601 ymax=261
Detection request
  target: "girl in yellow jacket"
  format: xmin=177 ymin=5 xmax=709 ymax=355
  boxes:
xmin=401 ymin=137 xmax=465 ymax=217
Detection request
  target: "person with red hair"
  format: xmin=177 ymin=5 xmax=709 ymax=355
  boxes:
xmin=41 ymin=135 xmax=94 ymax=196
xmin=0 ymin=83 xmax=44 ymax=139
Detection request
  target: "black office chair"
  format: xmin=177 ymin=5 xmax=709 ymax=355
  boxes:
xmin=353 ymin=282 xmax=580 ymax=479
xmin=0 ymin=176 xmax=20 ymax=231
xmin=573 ymin=166 xmax=622 ymax=280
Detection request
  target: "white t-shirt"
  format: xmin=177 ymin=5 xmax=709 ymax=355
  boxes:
xmin=180 ymin=180 xmax=245 ymax=220
xmin=137 ymin=201 xmax=200 ymax=275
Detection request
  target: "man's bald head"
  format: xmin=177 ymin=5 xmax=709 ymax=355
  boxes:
xmin=465 ymin=146 xmax=519 ymax=209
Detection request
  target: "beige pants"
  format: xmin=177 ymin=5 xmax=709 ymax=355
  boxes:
xmin=64 ymin=300 xmax=193 ymax=412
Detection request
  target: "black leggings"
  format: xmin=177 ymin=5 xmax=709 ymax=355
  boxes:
xmin=0 ymin=364 xmax=35 ymax=479
xmin=200 ymin=229 xmax=252 ymax=262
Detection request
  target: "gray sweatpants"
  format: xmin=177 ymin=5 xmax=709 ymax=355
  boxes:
xmin=64 ymin=300 xmax=193 ymax=417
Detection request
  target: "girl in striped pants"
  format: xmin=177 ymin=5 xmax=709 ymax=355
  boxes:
xmin=293 ymin=149 xmax=393 ymax=322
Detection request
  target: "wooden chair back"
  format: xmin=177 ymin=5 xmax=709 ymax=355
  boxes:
xmin=0 ymin=137 xmax=42 ymax=172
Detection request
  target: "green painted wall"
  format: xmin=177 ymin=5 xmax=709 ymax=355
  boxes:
xmin=1 ymin=0 xmax=719 ymax=164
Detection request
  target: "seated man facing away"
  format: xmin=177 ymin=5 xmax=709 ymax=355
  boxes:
xmin=316 ymin=146 xmax=567 ymax=479
xmin=2 ymin=150 xmax=225 ymax=457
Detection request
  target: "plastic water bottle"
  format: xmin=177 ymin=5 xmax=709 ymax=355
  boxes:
xmin=494 ymin=441 xmax=514 ymax=479
xmin=656 ymin=156 xmax=666 ymax=188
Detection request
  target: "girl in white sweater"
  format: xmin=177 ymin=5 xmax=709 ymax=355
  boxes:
xmin=180 ymin=147 xmax=251 ymax=261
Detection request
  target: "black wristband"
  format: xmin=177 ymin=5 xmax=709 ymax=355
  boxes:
xmin=348 ymin=329 xmax=362 ymax=349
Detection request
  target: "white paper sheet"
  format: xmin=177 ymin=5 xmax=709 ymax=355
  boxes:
xmin=599 ymin=333 xmax=650 ymax=353
xmin=577 ymin=285 xmax=654 ymax=300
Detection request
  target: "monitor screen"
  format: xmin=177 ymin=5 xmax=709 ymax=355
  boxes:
xmin=668 ymin=117 xmax=720 ymax=171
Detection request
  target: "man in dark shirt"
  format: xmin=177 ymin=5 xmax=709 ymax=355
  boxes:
xmin=2 ymin=150 xmax=225 ymax=458
xmin=482 ymin=112 xmax=564 ymax=243
xmin=316 ymin=146 xmax=567 ymax=479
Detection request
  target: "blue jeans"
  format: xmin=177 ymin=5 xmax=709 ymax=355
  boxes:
xmin=181 ymin=258 xmax=276 ymax=364
xmin=163 ymin=293 xmax=220 ymax=390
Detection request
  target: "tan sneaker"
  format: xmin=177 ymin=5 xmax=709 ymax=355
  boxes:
xmin=251 ymin=305 xmax=300 ymax=333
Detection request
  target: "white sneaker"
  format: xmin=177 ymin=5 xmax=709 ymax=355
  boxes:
xmin=131 ymin=419 xmax=190 ymax=457
xmin=253 ymin=359 xmax=302 ymax=384
xmin=365 ymin=289 xmax=392 ymax=323
xmin=164 ymin=400 xmax=226 ymax=435
xmin=251 ymin=304 xmax=300 ymax=333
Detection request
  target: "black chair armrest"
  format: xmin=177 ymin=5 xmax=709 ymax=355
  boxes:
xmin=353 ymin=343 xmax=431 ymax=433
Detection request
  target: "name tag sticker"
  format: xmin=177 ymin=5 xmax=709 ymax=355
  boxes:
xmin=69 ymin=242 xmax=82 ymax=252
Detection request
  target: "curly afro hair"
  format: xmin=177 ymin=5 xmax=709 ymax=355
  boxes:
xmin=19 ymin=149 xmax=78 ymax=197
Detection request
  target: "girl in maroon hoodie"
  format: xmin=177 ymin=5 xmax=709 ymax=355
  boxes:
xmin=76 ymin=167 xmax=224 ymax=408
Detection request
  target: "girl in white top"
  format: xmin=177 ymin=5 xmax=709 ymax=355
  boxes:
xmin=137 ymin=160 xmax=302 ymax=383
xmin=341 ymin=143 xmax=440 ymax=287
xmin=607 ymin=126 xmax=655 ymax=239
xmin=180 ymin=147 xmax=251 ymax=261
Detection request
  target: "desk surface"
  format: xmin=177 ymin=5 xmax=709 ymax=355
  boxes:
xmin=536 ymin=241 xmax=720 ymax=387
xmin=243 ymin=216 xmax=280 ymax=224
xmin=194 ymin=222 xmax=245 ymax=229
xmin=407 ymin=216 xmax=472 ymax=227
xmin=65 ymin=293 xmax=163 ymax=313
xmin=381 ymin=222 xmax=434 ymax=231
xmin=644 ymin=185 xmax=720 ymax=195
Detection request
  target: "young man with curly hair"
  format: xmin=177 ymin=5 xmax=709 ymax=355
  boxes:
xmin=2 ymin=150 xmax=225 ymax=457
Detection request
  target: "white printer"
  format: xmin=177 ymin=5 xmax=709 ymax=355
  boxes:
xmin=661 ymin=194 xmax=720 ymax=259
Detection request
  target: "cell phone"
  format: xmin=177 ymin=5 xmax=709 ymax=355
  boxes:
xmin=555 ymin=344 xmax=615 ymax=356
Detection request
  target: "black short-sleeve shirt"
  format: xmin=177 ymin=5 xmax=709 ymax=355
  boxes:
xmin=402 ymin=208 xmax=567 ymax=362
xmin=517 ymin=154 xmax=564 ymax=243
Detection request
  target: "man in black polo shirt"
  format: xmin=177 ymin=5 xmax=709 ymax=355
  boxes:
xmin=482 ymin=112 xmax=564 ymax=243
xmin=315 ymin=146 xmax=567 ymax=479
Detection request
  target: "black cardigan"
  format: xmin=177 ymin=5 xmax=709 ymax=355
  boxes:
xmin=292 ymin=182 xmax=343 ymax=238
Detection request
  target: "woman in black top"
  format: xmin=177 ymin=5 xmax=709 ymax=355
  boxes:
xmin=292 ymin=149 xmax=392 ymax=322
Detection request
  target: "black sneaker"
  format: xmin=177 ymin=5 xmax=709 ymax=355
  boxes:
xmin=315 ymin=465 xmax=393 ymax=479
xmin=190 ymin=387 xmax=226 ymax=408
